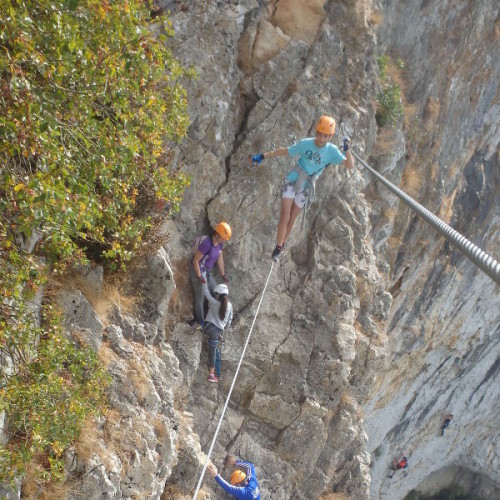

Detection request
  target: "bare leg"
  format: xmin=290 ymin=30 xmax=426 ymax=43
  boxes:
xmin=276 ymin=198 xmax=294 ymax=246
xmin=282 ymin=202 xmax=302 ymax=244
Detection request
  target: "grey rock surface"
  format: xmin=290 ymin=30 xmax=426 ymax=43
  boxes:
xmin=59 ymin=289 xmax=104 ymax=351
xmin=5 ymin=1 xmax=495 ymax=499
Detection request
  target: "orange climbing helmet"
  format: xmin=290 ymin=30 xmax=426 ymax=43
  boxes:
xmin=316 ymin=115 xmax=336 ymax=135
xmin=230 ymin=469 xmax=247 ymax=486
xmin=214 ymin=221 xmax=232 ymax=240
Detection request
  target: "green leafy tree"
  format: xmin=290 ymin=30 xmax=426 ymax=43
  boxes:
xmin=0 ymin=303 xmax=110 ymax=483
xmin=0 ymin=0 xmax=192 ymax=484
xmin=0 ymin=0 xmax=191 ymax=266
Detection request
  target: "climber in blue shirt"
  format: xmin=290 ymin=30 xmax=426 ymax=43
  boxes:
xmin=250 ymin=115 xmax=353 ymax=261
xmin=207 ymin=454 xmax=261 ymax=499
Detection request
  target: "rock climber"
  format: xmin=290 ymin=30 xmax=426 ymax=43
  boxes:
xmin=441 ymin=413 xmax=454 ymax=436
xmin=188 ymin=221 xmax=231 ymax=328
xmin=202 ymin=281 xmax=233 ymax=383
xmin=389 ymin=455 xmax=408 ymax=478
xmin=250 ymin=115 xmax=353 ymax=261
xmin=207 ymin=454 xmax=261 ymax=499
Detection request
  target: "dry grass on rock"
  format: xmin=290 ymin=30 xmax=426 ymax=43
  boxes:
xmin=319 ymin=492 xmax=351 ymax=500
xmin=369 ymin=10 xmax=383 ymax=26
xmin=161 ymin=482 xmax=194 ymax=500
xmin=21 ymin=455 xmax=78 ymax=500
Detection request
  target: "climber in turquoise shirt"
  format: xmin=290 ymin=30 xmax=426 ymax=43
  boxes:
xmin=250 ymin=115 xmax=353 ymax=261
xmin=286 ymin=137 xmax=346 ymax=182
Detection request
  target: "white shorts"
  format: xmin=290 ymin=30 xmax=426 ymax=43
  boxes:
xmin=282 ymin=182 xmax=306 ymax=209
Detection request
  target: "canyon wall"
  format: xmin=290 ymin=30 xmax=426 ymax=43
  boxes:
xmin=2 ymin=1 xmax=498 ymax=499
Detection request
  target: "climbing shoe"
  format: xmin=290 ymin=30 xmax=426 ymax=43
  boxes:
xmin=208 ymin=374 xmax=218 ymax=383
xmin=187 ymin=319 xmax=204 ymax=331
xmin=271 ymin=245 xmax=283 ymax=262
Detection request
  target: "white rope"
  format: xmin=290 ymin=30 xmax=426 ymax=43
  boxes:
xmin=192 ymin=261 xmax=275 ymax=499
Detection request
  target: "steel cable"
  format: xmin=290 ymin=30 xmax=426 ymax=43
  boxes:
xmin=341 ymin=123 xmax=499 ymax=284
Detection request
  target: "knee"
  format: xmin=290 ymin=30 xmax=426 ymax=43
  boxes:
xmin=279 ymin=210 xmax=291 ymax=224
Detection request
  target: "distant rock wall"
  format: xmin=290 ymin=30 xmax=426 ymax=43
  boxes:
xmin=161 ymin=1 xmax=499 ymax=499
xmin=363 ymin=1 xmax=500 ymax=498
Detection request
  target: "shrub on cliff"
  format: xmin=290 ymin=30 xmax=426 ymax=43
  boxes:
xmin=0 ymin=0 xmax=192 ymax=267
xmin=0 ymin=0 xmax=192 ymax=485
xmin=376 ymin=55 xmax=404 ymax=127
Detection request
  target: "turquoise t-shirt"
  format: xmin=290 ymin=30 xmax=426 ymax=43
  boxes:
xmin=286 ymin=138 xmax=345 ymax=183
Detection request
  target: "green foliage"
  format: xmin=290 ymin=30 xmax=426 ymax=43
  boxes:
xmin=396 ymin=57 xmax=406 ymax=70
xmin=377 ymin=55 xmax=388 ymax=80
xmin=403 ymin=485 xmax=485 ymax=500
xmin=376 ymin=83 xmax=403 ymax=127
xmin=0 ymin=303 xmax=110 ymax=484
xmin=0 ymin=0 xmax=191 ymax=268
xmin=376 ymin=54 xmax=404 ymax=128
xmin=0 ymin=0 xmax=192 ymax=485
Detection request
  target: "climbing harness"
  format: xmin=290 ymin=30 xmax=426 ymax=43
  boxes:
xmin=192 ymin=261 xmax=275 ymax=500
xmin=339 ymin=122 xmax=500 ymax=285
xmin=299 ymin=163 xmax=357 ymax=230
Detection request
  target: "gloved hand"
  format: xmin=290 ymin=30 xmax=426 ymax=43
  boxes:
xmin=222 ymin=274 xmax=229 ymax=284
xmin=343 ymin=137 xmax=351 ymax=152
xmin=198 ymin=275 xmax=206 ymax=284
xmin=250 ymin=153 xmax=265 ymax=164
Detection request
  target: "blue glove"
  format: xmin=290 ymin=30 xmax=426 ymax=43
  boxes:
xmin=343 ymin=137 xmax=351 ymax=152
xmin=251 ymin=153 xmax=265 ymax=164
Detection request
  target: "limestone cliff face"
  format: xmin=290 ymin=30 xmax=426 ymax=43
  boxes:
xmin=362 ymin=1 xmax=500 ymax=499
xmin=3 ymin=1 xmax=497 ymax=499
xmin=165 ymin=1 xmax=383 ymax=498
xmin=165 ymin=1 xmax=500 ymax=498
xmin=163 ymin=1 xmax=499 ymax=498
